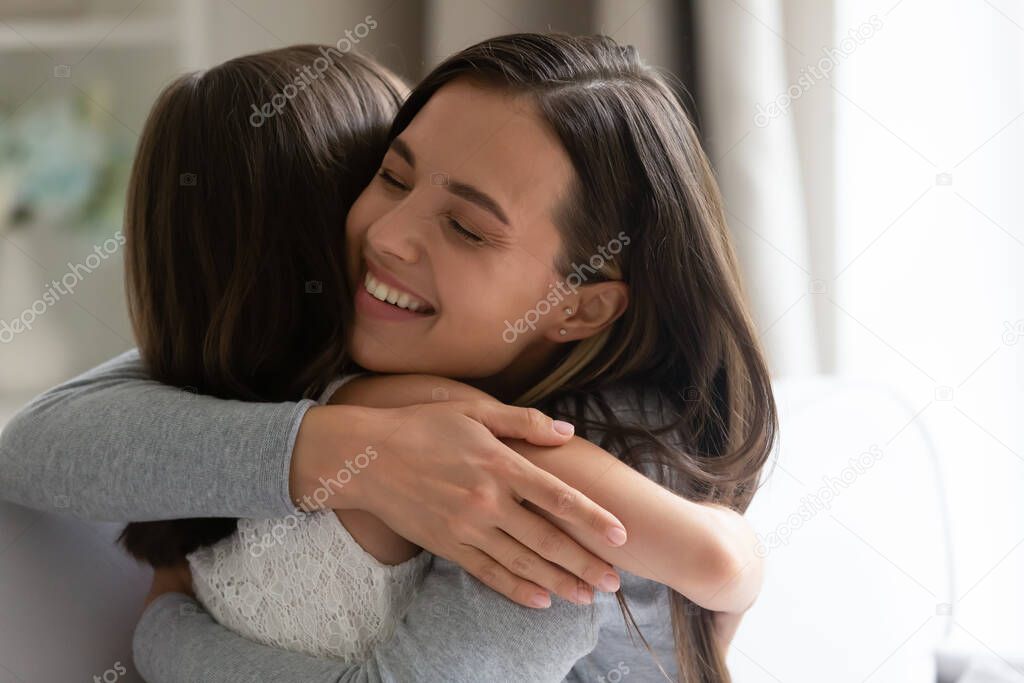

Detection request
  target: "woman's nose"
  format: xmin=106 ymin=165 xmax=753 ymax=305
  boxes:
xmin=365 ymin=205 xmax=424 ymax=264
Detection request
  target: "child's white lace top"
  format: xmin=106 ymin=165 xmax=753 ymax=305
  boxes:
xmin=187 ymin=375 xmax=430 ymax=662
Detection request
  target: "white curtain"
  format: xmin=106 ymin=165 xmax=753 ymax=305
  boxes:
xmin=691 ymin=0 xmax=1024 ymax=672
xmin=693 ymin=0 xmax=831 ymax=378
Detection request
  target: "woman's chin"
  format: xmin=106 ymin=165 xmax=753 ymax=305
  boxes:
xmin=349 ymin=333 xmax=420 ymax=374
xmin=349 ymin=327 xmax=513 ymax=379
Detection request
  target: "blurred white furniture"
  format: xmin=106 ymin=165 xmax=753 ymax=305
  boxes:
xmin=0 ymin=376 xmax=954 ymax=682
xmin=0 ymin=503 xmax=150 ymax=682
xmin=730 ymin=376 xmax=953 ymax=682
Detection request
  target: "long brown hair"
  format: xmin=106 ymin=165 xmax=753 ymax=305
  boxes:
xmin=389 ymin=34 xmax=778 ymax=681
xmin=118 ymin=45 xmax=405 ymax=566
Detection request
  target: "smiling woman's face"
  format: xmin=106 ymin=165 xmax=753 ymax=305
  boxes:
xmin=345 ymin=78 xmax=578 ymax=393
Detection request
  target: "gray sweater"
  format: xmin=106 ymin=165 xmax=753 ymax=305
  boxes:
xmin=0 ymin=350 xmax=677 ymax=682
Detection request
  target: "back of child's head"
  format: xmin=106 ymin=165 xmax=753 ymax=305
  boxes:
xmin=118 ymin=47 xmax=404 ymax=568
xmin=124 ymin=45 xmax=406 ymax=402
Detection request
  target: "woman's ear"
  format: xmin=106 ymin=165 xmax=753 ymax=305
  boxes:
xmin=545 ymin=281 xmax=628 ymax=343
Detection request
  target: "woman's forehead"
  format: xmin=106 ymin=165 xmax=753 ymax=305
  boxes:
xmin=400 ymin=79 xmax=574 ymax=228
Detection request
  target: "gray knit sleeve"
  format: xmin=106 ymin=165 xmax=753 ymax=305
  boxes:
xmin=0 ymin=349 xmax=309 ymax=521
xmin=134 ymin=557 xmax=600 ymax=683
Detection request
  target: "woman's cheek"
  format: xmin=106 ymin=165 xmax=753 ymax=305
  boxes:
xmin=345 ymin=188 xmax=382 ymax=240
xmin=345 ymin=208 xmax=369 ymax=243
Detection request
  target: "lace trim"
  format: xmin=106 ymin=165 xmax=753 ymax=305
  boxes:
xmin=188 ymin=510 xmax=429 ymax=661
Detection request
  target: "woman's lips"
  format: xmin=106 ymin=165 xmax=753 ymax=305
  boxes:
xmin=355 ymin=258 xmax=436 ymax=322
xmin=355 ymin=284 xmax=434 ymax=322
xmin=363 ymin=262 xmax=436 ymax=311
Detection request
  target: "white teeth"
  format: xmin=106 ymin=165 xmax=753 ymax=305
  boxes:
xmin=363 ymin=272 xmax=429 ymax=313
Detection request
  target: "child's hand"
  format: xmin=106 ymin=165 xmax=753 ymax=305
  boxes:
xmin=143 ymin=562 xmax=195 ymax=609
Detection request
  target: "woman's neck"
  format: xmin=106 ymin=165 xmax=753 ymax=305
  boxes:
xmin=461 ymin=340 xmax=566 ymax=404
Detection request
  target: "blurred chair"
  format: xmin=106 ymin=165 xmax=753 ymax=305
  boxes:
xmin=730 ymin=376 xmax=953 ymax=682
xmin=0 ymin=501 xmax=149 ymax=682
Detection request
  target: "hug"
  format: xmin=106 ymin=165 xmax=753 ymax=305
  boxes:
xmin=0 ymin=32 xmax=775 ymax=682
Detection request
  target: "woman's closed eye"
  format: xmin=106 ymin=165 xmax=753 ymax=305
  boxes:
xmin=377 ymin=168 xmax=486 ymax=246
xmin=445 ymin=216 xmax=485 ymax=245
xmin=377 ymin=169 xmax=409 ymax=191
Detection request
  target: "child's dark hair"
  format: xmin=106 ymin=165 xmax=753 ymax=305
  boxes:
xmin=118 ymin=45 xmax=406 ymax=567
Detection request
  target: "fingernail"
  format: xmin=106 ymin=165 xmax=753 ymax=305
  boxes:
xmin=552 ymin=420 xmax=574 ymax=436
xmin=530 ymin=593 xmax=552 ymax=608
xmin=598 ymin=572 xmax=620 ymax=592
xmin=606 ymin=527 xmax=627 ymax=546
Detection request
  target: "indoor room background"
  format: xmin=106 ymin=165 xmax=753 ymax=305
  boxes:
xmin=1 ymin=1 xmax=1021 ymax=681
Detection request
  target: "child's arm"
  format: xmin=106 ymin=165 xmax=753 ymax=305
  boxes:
xmin=329 ymin=374 xmax=762 ymax=615
xmin=508 ymin=437 xmax=761 ymax=615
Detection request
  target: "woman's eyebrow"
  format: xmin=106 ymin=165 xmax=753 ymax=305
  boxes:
xmin=446 ymin=180 xmax=510 ymax=226
xmin=389 ymin=137 xmax=511 ymax=228
xmin=390 ymin=137 xmax=415 ymax=166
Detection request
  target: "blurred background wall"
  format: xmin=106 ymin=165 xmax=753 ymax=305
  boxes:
xmin=0 ymin=0 xmax=1021 ymax=679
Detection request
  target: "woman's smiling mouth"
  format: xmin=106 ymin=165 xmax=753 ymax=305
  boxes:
xmin=355 ymin=263 xmax=437 ymax=321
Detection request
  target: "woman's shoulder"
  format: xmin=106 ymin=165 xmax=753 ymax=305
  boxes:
xmin=556 ymin=381 xmax=680 ymax=434
xmin=550 ymin=382 xmax=686 ymax=479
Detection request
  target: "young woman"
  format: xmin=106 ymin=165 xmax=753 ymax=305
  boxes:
xmin=0 ymin=34 xmax=776 ymax=682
